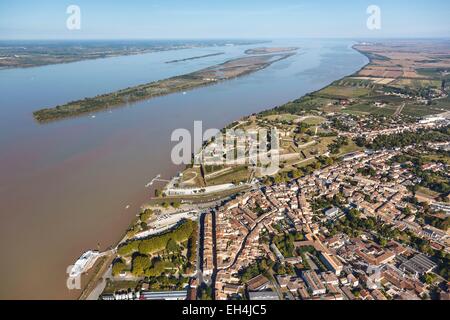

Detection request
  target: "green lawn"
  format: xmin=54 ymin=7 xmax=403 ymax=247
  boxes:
xmin=336 ymin=140 xmax=364 ymax=156
xmin=301 ymin=116 xmax=326 ymax=126
xmin=103 ymin=280 xmax=140 ymax=294
xmin=421 ymin=154 xmax=450 ymax=165
xmin=318 ymin=85 xmax=370 ymax=99
xmin=206 ymin=166 xmax=250 ymax=185
xmin=343 ymin=103 xmax=396 ymax=116
xmin=395 ymin=79 xmax=442 ymax=89
xmin=263 ymin=114 xmax=300 ymax=122
xmin=401 ymin=104 xmax=443 ymax=117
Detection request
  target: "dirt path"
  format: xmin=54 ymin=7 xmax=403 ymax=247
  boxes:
xmin=394 ymin=103 xmax=405 ymax=116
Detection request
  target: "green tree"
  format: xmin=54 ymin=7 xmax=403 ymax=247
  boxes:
xmin=140 ymin=222 xmax=148 ymax=231
xmin=140 ymin=209 xmax=153 ymax=222
xmin=117 ymin=240 xmax=141 ymax=256
xmin=131 ymin=255 xmax=151 ymax=276
xmin=324 ymin=157 xmax=334 ymax=166
xmin=112 ymin=259 xmax=126 ymax=276
xmin=198 ymin=284 xmax=213 ymax=300
xmin=172 ymin=201 xmax=181 ymax=209
xmin=138 ymin=219 xmax=195 ymax=254
xmin=423 ymin=273 xmax=437 ymax=285
xmin=145 ymin=260 xmax=172 ymax=277
xmin=166 ymin=238 xmax=180 ymax=253
xmin=379 ymin=238 xmax=388 ymax=247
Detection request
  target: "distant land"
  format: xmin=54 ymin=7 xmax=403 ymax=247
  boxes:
xmin=0 ymin=39 xmax=267 ymax=69
xmin=33 ymin=49 xmax=297 ymax=122
xmin=244 ymin=47 xmax=299 ymax=55
xmin=160 ymin=40 xmax=450 ymax=203
xmin=165 ymin=52 xmax=225 ymax=63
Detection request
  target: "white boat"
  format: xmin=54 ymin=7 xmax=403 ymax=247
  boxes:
xmin=69 ymin=250 xmax=100 ymax=278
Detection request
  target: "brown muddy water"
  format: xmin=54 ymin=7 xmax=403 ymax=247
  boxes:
xmin=0 ymin=39 xmax=367 ymax=299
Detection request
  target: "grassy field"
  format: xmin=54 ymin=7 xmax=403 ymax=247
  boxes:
xmin=343 ymin=103 xmax=397 ymax=116
xmin=181 ymin=167 xmax=205 ymax=187
xmin=336 ymin=140 xmax=364 ymax=157
xmin=263 ymin=114 xmax=300 ymax=122
xmin=266 ymin=96 xmax=336 ymax=115
xmin=432 ymin=97 xmax=450 ymax=111
xmin=299 ymin=137 xmax=334 ymax=158
xmin=301 ymin=116 xmax=326 ymax=125
xmin=206 ymin=166 xmax=250 ymax=186
xmin=317 ymin=85 xmax=370 ymax=99
xmin=421 ymin=154 xmax=450 ymax=165
xmin=392 ymin=79 xmax=442 ymax=89
xmin=103 ymin=280 xmax=140 ymax=295
xmin=401 ymin=104 xmax=443 ymax=117
xmin=283 ymin=157 xmax=316 ymax=170
xmin=416 ymin=68 xmax=450 ymax=81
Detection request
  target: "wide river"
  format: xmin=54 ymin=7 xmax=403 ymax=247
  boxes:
xmin=0 ymin=39 xmax=367 ymax=299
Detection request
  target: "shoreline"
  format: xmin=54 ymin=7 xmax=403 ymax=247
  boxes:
xmin=77 ymin=42 xmax=371 ymax=300
xmin=255 ymin=43 xmax=371 ymax=116
xmin=165 ymin=52 xmax=225 ymax=63
xmin=0 ymin=40 xmax=270 ymax=70
xmin=33 ymin=51 xmax=296 ymax=123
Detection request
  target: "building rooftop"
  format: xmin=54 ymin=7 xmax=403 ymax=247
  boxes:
xmin=248 ymin=291 xmax=280 ymax=300
xmin=400 ymin=254 xmax=437 ymax=275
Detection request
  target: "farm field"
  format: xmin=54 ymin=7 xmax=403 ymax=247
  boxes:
xmin=391 ymin=79 xmax=442 ymax=89
xmin=317 ymin=85 xmax=370 ymax=99
xmin=343 ymin=103 xmax=397 ymax=116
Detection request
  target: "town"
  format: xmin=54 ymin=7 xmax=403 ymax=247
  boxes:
xmin=78 ymin=41 xmax=450 ymax=301
xmin=94 ymin=110 xmax=450 ymax=301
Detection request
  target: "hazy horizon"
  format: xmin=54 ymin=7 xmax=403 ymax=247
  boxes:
xmin=1 ymin=36 xmax=450 ymax=41
xmin=1 ymin=0 xmax=449 ymax=40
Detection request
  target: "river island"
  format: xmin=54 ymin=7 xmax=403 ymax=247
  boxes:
xmin=165 ymin=52 xmax=225 ymax=63
xmin=33 ymin=50 xmax=297 ymax=122
xmin=244 ymin=47 xmax=299 ymax=55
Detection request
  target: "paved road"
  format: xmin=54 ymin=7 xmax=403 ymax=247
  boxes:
xmin=195 ymin=212 xmax=205 ymax=285
xmin=268 ymin=269 xmax=284 ymax=300
xmin=85 ymin=266 xmax=112 ymax=300
xmin=79 ymin=251 xmax=115 ymax=300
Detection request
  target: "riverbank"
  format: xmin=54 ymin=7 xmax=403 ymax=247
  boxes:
xmin=73 ymin=40 xmax=450 ymax=299
xmin=77 ymin=43 xmax=370 ymax=299
xmin=165 ymin=52 xmax=225 ymax=64
xmin=0 ymin=39 xmax=369 ymax=299
xmin=33 ymin=51 xmax=296 ymax=122
xmin=0 ymin=40 xmax=267 ymax=69
xmin=245 ymin=47 xmax=299 ymax=55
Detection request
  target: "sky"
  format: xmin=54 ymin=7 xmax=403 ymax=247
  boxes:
xmin=0 ymin=0 xmax=449 ymax=40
